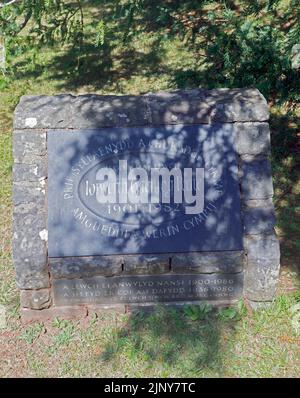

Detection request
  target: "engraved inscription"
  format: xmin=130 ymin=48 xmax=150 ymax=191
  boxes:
xmin=53 ymin=273 xmax=243 ymax=306
xmin=48 ymin=126 xmax=243 ymax=256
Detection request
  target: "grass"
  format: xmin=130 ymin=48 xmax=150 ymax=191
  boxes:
xmin=0 ymin=1 xmax=299 ymax=378
xmin=0 ymin=298 xmax=299 ymax=377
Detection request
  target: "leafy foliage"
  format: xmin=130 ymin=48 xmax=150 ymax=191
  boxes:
xmin=0 ymin=0 xmax=87 ymax=75
xmin=113 ymin=0 xmax=300 ymax=102
xmin=217 ymin=300 xmax=247 ymax=321
xmin=94 ymin=19 xmax=105 ymax=47
xmin=0 ymin=1 xmax=299 ymax=103
xmin=183 ymin=303 xmax=213 ymax=321
xmin=0 ymin=0 xmax=84 ymax=47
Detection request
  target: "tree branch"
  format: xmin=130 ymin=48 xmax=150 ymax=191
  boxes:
xmin=0 ymin=0 xmax=21 ymax=8
xmin=16 ymin=8 xmax=32 ymax=33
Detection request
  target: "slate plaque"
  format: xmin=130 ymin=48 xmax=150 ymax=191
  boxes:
xmin=48 ymin=125 xmax=243 ymax=257
xmin=52 ymin=273 xmax=243 ymax=306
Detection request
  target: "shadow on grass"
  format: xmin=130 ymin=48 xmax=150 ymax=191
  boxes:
xmin=48 ymin=36 xmax=166 ymax=93
xmin=271 ymin=112 xmax=300 ymax=274
xmin=98 ymin=305 xmax=235 ymax=377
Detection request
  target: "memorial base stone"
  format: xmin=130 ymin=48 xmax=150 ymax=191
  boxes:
xmin=12 ymin=89 xmax=280 ymax=322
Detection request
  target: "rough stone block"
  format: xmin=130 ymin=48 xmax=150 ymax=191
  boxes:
xmin=147 ymin=90 xmax=205 ymax=125
xmin=243 ymin=205 xmax=276 ymax=235
xmin=13 ymin=89 xmax=269 ymax=131
xmin=14 ymin=95 xmax=75 ymax=129
xmin=240 ymin=158 xmax=274 ymax=200
xmin=12 ymin=88 xmax=279 ymax=320
xmin=244 ymin=233 xmax=280 ymax=267
xmin=13 ymin=182 xmax=46 ymax=206
xmin=171 ymin=251 xmax=245 ymax=273
xmin=12 ymin=237 xmax=47 ymax=271
xmin=13 ymin=161 xmax=47 ymax=182
xmin=14 ymin=258 xmax=49 ymax=290
xmin=49 ymin=256 xmax=123 ymax=279
xmin=123 ymin=254 xmax=170 ymax=275
xmin=13 ymin=208 xmax=48 ymax=289
xmin=73 ymin=95 xmax=149 ymax=128
xmin=242 ymin=198 xmax=274 ymax=208
xmin=148 ymin=88 xmax=269 ymax=124
xmin=13 ymin=130 xmax=47 ymax=163
xmin=13 ymin=202 xmax=41 ymax=215
xmin=236 ymin=122 xmax=271 ymax=156
xmin=20 ymin=289 xmax=51 ymax=310
xmin=244 ymin=233 xmax=280 ymax=301
xmin=13 ymin=211 xmax=46 ymax=244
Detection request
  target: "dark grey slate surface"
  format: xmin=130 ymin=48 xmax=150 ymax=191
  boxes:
xmin=47 ymin=125 xmax=243 ymax=256
xmin=52 ymin=273 xmax=243 ymax=306
xmin=171 ymin=251 xmax=245 ymax=273
xmin=123 ymin=254 xmax=170 ymax=274
xmin=49 ymin=256 xmax=123 ymax=279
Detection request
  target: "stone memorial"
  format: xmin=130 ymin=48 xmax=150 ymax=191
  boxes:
xmin=12 ymin=89 xmax=280 ymax=322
